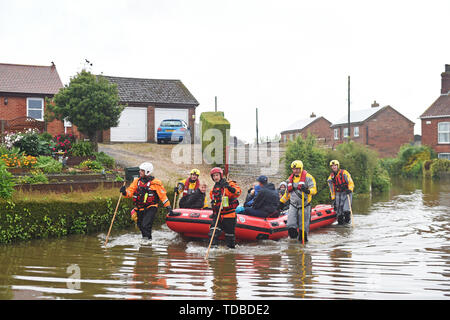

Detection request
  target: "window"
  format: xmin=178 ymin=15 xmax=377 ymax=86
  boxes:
xmin=334 ymin=128 xmax=339 ymax=140
xmin=354 ymin=126 xmax=359 ymax=137
xmin=438 ymin=122 xmax=450 ymax=143
xmin=343 ymin=127 xmax=349 ymax=138
xmin=438 ymin=153 xmax=450 ymax=160
xmin=27 ymin=98 xmax=44 ymax=121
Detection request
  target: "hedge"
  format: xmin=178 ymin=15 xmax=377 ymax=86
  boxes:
xmin=200 ymin=111 xmax=230 ymax=166
xmin=0 ymin=189 xmax=175 ymax=244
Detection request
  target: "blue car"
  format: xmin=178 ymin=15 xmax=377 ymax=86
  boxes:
xmin=157 ymin=119 xmax=190 ymax=144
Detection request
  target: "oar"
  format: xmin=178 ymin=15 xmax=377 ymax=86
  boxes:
xmin=104 ymin=181 xmax=126 ymax=246
xmin=347 ymin=194 xmax=354 ymax=227
xmin=205 ymin=191 xmax=225 ymax=260
xmin=301 ymin=190 xmax=305 ymax=245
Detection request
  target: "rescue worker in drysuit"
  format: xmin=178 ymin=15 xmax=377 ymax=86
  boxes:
xmin=120 ymin=162 xmax=173 ymax=240
xmin=209 ymin=167 xmax=242 ymax=249
xmin=327 ymin=160 xmax=354 ymax=225
xmin=278 ymin=160 xmax=317 ymax=242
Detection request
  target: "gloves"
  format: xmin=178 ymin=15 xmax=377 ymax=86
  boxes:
xmin=219 ymin=178 xmax=236 ymax=193
xmin=130 ymin=209 xmax=138 ymax=223
xmin=174 ymin=186 xmax=179 ymax=194
xmin=166 ymin=205 xmax=174 ymax=216
xmin=120 ymin=185 xmax=127 ymax=196
xmin=300 ymin=184 xmax=310 ymax=194
xmin=346 ymin=189 xmax=352 ymax=195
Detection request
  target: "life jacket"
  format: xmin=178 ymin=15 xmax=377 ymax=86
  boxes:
xmin=211 ymin=182 xmax=239 ymax=218
xmin=183 ymin=178 xmax=200 ymax=196
xmin=287 ymin=170 xmax=308 ymax=193
xmin=133 ymin=177 xmax=160 ymax=209
xmin=330 ymin=169 xmax=348 ymax=192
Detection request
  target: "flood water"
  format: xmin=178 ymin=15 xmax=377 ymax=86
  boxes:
xmin=1 ymin=178 xmax=449 ymax=300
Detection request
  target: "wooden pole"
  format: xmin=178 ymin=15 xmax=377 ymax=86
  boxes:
xmin=205 ymin=192 xmax=225 ymax=260
xmin=104 ymin=181 xmax=126 ymax=246
xmin=347 ymin=194 xmax=354 ymax=227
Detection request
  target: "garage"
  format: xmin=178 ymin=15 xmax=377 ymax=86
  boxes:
xmin=110 ymin=107 xmax=147 ymax=142
xmin=154 ymin=108 xmax=189 ymax=140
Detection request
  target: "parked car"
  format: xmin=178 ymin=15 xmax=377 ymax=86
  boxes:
xmin=157 ymin=119 xmax=190 ymax=144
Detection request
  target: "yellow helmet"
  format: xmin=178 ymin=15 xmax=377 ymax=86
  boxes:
xmin=330 ymin=160 xmax=340 ymax=168
xmin=291 ymin=160 xmax=303 ymax=170
xmin=190 ymin=168 xmax=200 ymax=176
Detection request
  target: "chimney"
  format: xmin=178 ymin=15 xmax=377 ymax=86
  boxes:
xmin=310 ymin=112 xmax=316 ymax=118
xmin=441 ymin=64 xmax=450 ymax=94
xmin=371 ymin=100 xmax=380 ymax=108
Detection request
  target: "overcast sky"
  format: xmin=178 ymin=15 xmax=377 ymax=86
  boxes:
xmin=1 ymin=0 xmax=449 ymax=142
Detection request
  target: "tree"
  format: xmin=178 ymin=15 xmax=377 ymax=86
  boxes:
xmin=45 ymin=70 xmax=125 ymax=150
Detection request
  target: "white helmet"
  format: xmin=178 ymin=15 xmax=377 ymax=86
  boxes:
xmin=139 ymin=162 xmax=153 ymax=176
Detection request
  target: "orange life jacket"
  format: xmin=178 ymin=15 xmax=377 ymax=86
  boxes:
xmin=210 ymin=180 xmax=241 ymax=218
xmin=330 ymin=169 xmax=348 ymax=192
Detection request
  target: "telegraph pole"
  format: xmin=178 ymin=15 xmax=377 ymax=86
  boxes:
xmin=347 ymin=76 xmax=351 ymax=143
xmin=215 ymin=96 xmax=217 ymax=112
xmin=256 ymin=107 xmax=259 ymax=146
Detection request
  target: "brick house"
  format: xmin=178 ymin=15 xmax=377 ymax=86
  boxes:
xmin=100 ymin=75 xmax=199 ymax=143
xmin=0 ymin=62 xmax=74 ymax=137
xmin=420 ymin=64 xmax=450 ymax=160
xmin=330 ymin=102 xmax=415 ymax=158
xmin=280 ymin=113 xmax=332 ymax=146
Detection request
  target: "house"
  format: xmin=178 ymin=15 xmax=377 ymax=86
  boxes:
xmin=420 ymin=64 xmax=450 ymax=160
xmin=330 ymin=101 xmax=415 ymax=158
xmin=100 ymin=75 xmax=199 ymax=143
xmin=280 ymin=113 xmax=332 ymax=146
xmin=0 ymin=62 xmax=69 ymax=136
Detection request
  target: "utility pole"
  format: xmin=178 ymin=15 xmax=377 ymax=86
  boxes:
xmin=215 ymin=96 xmax=217 ymax=112
xmin=347 ymin=76 xmax=351 ymax=143
xmin=256 ymin=107 xmax=259 ymax=146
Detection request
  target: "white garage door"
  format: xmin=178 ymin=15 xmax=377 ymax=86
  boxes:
xmin=110 ymin=107 xmax=147 ymax=142
xmin=154 ymin=108 xmax=189 ymax=140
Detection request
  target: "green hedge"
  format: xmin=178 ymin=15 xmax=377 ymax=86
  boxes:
xmin=0 ymin=189 xmax=175 ymax=244
xmin=200 ymin=111 xmax=230 ymax=166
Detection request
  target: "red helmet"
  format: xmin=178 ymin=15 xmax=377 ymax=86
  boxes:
xmin=210 ymin=167 xmax=223 ymax=179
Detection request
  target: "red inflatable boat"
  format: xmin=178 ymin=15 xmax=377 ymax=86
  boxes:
xmin=165 ymin=204 xmax=336 ymax=241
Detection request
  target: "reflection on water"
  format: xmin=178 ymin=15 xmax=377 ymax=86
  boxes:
xmin=0 ymin=178 xmax=449 ymax=300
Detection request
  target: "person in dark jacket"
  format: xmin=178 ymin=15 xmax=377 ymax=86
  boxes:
xmin=237 ymin=175 xmax=280 ymax=218
xmin=179 ymin=183 xmax=208 ymax=209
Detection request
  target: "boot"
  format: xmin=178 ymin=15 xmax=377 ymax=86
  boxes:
xmin=288 ymin=227 xmax=298 ymax=239
xmin=344 ymin=211 xmax=351 ymax=224
xmin=298 ymin=231 xmax=308 ymax=243
xmin=208 ymin=227 xmax=221 ymax=247
xmin=225 ymin=234 xmax=236 ymax=249
xmin=337 ymin=214 xmax=345 ymax=225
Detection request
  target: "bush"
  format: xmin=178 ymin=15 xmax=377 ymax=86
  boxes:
xmin=10 ymin=129 xmax=55 ymax=156
xmin=392 ymin=144 xmax=436 ymax=178
xmin=94 ymin=151 xmax=115 ymax=169
xmin=15 ymin=169 xmax=48 ymax=184
xmin=430 ymin=158 xmax=450 ymax=179
xmin=78 ymin=159 xmax=104 ymax=172
xmin=53 ymin=133 xmax=75 ymax=153
xmin=35 ymin=156 xmax=63 ymax=174
xmin=371 ymin=163 xmax=391 ymax=192
xmin=70 ymin=141 xmax=94 ymax=157
xmin=0 ymin=161 xmax=15 ymax=199
xmin=329 ymin=141 xmax=379 ymax=194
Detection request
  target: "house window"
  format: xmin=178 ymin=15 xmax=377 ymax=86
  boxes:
xmin=334 ymin=128 xmax=339 ymax=140
xmin=27 ymin=98 xmax=44 ymax=121
xmin=438 ymin=153 xmax=450 ymax=160
xmin=343 ymin=127 xmax=349 ymax=138
xmin=354 ymin=126 xmax=359 ymax=137
xmin=438 ymin=122 xmax=450 ymax=143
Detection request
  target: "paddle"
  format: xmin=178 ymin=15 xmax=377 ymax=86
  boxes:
xmin=104 ymin=181 xmax=126 ymax=246
xmin=301 ymin=190 xmax=305 ymax=245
